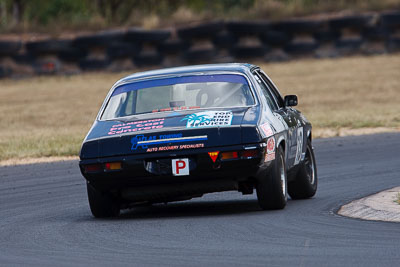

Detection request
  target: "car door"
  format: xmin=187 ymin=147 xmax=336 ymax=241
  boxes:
xmin=256 ymin=71 xmax=301 ymax=168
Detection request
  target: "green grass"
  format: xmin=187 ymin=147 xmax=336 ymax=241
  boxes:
xmin=0 ymin=54 xmax=400 ymax=161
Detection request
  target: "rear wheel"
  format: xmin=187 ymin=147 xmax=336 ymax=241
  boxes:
xmin=87 ymin=183 xmax=120 ymax=218
xmin=256 ymin=146 xmax=287 ymax=210
xmin=288 ymin=140 xmax=318 ymax=199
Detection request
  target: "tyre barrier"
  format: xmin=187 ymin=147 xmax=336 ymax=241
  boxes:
xmin=1 ymin=10 xmax=400 ymax=78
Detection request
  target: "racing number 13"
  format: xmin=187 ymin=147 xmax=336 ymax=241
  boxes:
xmin=172 ymin=158 xmax=189 ymax=176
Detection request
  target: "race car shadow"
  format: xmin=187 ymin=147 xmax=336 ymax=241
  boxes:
xmin=118 ymin=198 xmax=270 ymax=220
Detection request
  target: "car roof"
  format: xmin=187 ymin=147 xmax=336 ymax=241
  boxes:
xmin=116 ymin=63 xmax=259 ymax=86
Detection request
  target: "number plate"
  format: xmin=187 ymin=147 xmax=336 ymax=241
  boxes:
xmin=171 ymin=158 xmax=189 ymax=176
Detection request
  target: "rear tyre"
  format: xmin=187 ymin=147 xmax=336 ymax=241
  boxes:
xmin=256 ymin=146 xmax=287 ymax=210
xmin=288 ymin=141 xmax=318 ymax=199
xmin=87 ymin=183 xmax=120 ymax=218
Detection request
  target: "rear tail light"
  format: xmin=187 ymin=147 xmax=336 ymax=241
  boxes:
xmin=83 ymin=164 xmax=102 ymax=173
xmin=220 ymin=151 xmax=239 ymax=160
xmin=105 ymin=162 xmax=122 ymax=171
xmin=241 ymin=149 xmax=259 ymax=159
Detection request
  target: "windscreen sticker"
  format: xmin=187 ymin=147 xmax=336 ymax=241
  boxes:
xmin=108 ymin=119 xmax=164 ymax=135
xmin=181 ymin=111 xmax=233 ymax=128
xmin=260 ymin=123 xmax=273 ymax=137
xmin=131 ymin=134 xmax=207 ymax=151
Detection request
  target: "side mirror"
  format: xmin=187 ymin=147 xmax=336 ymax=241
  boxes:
xmin=284 ymin=95 xmax=298 ymax=107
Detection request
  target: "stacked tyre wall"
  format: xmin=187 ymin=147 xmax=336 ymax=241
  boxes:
xmin=1 ymin=11 xmax=400 ymax=78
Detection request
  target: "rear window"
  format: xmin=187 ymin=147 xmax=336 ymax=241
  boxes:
xmin=101 ymin=74 xmax=254 ymax=120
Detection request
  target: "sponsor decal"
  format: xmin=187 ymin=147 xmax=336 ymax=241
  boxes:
xmin=146 ymin=143 xmax=204 ymax=152
xmin=294 ymin=127 xmax=303 ymax=165
xmin=266 ymin=137 xmax=275 ymax=154
xmin=131 ymin=133 xmax=207 ymax=151
xmin=108 ymin=119 xmax=164 ymax=135
xmin=264 ymin=152 xmax=275 ymax=162
xmin=181 ymin=111 xmax=233 ymax=128
xmin=260 ymin=123 xmax=273 ymax=137
xmin=172 ymin=158 xmax=189 ymax=176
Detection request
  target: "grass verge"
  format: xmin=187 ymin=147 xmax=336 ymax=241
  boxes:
xmin=0 ymin=54 xmax=399 ymax=161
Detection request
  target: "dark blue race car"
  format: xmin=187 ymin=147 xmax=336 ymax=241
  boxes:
xmin=79 ymin=63 xmax=317 ymax=218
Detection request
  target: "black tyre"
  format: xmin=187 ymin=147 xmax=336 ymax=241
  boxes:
xmin=284 ymin=41 xmax=318 ymax=55
xmin=0 ymin=65 xmax=13 ymax=78
xmin=0 ymin=40 xmax=22 ymax=56
xmin=329 ymin=15 xmax=372 ymax=30
xmin=380 ymin=12 xmax=400 ymax=28
xmin=288 ymin=141 xmax=317 ymax=199
xmin=79 ymin=58 xmax=111 ymax=71
xmin=157 ymin=40 xmax=190 ymax=54
xmin=107 ymin=42 xmax=141 ymax=59
xmin=212 ymin=32 xmax=238 ymax=49
xmin=87 ymin=183 xmax=120 ymax=218
xmin=133 ymin=52 xmax=164 ymax=67
xmin=335 ymin=38 xmax=363 ymax=50
xmin=386 ymin=37 xmax=400 ymax=52
xmin=125 ymin=28 xmax=171 ymax=43
xmin=260 ymin=31 xmax=292 ymax=46
xmin=272 ymin=19 xmax=322 ymax=33
xmin=26 ymin=39 xmax=72 ymax=55
xmin=226 ymin=21 xmax=270 ymax=36
xmin=313 ymin=31 xmax=341 ymax=43
xmin=231 ymin=45 xmax=269 ymax=58
xmin=178 ymin=21 xmax=224 ymax=39
xmin=183 ymin=48 xmax=217 ymax=63
xmin=256 ymin=146 xmax=287 ymax=210
xmin=73 ymin=30 xmax=124 ymax=48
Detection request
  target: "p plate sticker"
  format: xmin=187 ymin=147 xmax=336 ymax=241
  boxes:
xmin=182 ymin=111 xmax=233 ymax=128
xmin=260 ymin=123 xmax=273 ymax=137
xmin=266 ymin=137 xmax=275 ymax=154
xmin=172 ymin=158 xmax=189 ymax=176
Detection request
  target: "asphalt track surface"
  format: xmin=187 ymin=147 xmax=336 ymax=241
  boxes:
xmin=1 ymin=133 xmax=400 ymax=266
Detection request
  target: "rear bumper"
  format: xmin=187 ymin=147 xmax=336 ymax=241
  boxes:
xmin=79 ymin=143 xmax=273 ymax=201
